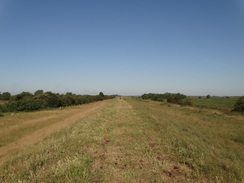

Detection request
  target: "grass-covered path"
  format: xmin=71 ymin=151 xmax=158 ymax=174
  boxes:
xmin=0 ymin=100 xmax=109 ymax=166
xmin=1 ymin=97 xmax=244 ymax=182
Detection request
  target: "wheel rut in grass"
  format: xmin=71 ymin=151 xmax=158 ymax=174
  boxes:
xmin=0 ymin=100 xmax=110 ymax=166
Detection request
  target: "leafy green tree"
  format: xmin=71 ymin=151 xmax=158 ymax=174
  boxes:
xmin=61 ymin=95 xmax=75 ymax=106
xmin=34 ymin=90 xmax=44 ymax=96
xmin=8 ymin=98 xmax=42 ymax=111
xmin=206 ymin=94 xmax=211 ymax=99
xmin=99 ymin=92 xmax=104 ymax=97
xmin=15 ymin=92 xmax=33 ymax=101
xmin=1 ymin=92 xmax=11 ymax=100
xmin=43 ymin=92 xmax=61 ymax=108
xmin=66 ymin=92 xmax=73 ymax=95
xmin=0 ymin=104 xmax=8 ymax=113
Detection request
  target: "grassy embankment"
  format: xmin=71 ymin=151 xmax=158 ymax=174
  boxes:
xmin=1 ymin=97 xmax=244 ymax=182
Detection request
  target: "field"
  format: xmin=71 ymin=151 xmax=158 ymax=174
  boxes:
xmin=0 ymin=97 xmax=244 ymax=182
xmin=190 ymin=97 xmax=239 ymax=111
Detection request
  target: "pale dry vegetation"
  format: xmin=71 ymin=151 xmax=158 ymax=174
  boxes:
xmin=0 ymin=97 xmax=243 ymax=182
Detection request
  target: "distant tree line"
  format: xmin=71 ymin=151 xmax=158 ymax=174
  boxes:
xmin=0 ymin=90 xmax=114 ymax=113
xmin=141 ymin=92 xmax=192 ymax=105
xmin=141 ymin=93 xmax=244 ymax=112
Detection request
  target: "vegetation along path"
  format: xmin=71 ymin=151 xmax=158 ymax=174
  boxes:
xmin=0 ymin=97 xmax=244 ymax=182
xmin=0 ymin=100 xmax=109 ymax=166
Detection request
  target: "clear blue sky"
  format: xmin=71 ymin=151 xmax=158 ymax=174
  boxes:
xmin=0 ymin=0 xmax=244 ymax=96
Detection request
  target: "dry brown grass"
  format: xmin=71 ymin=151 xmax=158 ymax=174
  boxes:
xmin=0 ymin=100 xmax=109 ymax=165
xmin=0 ymin=97 xmax=243 ymax=182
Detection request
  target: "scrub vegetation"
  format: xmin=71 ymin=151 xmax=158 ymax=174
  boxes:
xmin=0 ymin=97 xmax=243 ymax=182
xmin=0 ymin=90 xmax=114 ymax=113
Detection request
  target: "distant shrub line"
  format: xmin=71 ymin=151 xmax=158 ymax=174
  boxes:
xmin=141 ymin=93 xmax=192 ymax=106
xmin=0 ymin=91 xmax=114 ymax=113
xmin=141 ymin=93 xmax=244 ymax=112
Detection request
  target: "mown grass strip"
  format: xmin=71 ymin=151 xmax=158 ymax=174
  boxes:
xmin=1 ymin=97 xmax=243 ymax=182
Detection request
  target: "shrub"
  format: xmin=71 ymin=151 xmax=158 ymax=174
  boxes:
xmin=34 ymin=90 xmax=44 ymax=96
xmin=142 ymin=93 xmax=186 ymax=104
xmin=1 ymin=92 xmax=11 ymax=100
xmin=166 ymin=93 xmax=186 ymax=104
xmin=61 ymin=95 xmax=75 ymax=107
xmin=99 ymin=92 xmax=104 ymax=98
xmin=233 ymin=97 xmax=244 ymax=112
xmin=0 ymin=91 xmax=112 ymax=113
xmin=43 ymin=93 xmax=61 ymax=108
xmin=206 ymin=94 xmax=211 ymax=99
xmin=8 ymin=98 xmax=42 ymax=111
xmin=181 ymin=98 xmax=193 ymax=106
xmin=0 ymin=104 xmax=8 ymax=113
xmin=14 ymin=92 xmax=33 ymax=101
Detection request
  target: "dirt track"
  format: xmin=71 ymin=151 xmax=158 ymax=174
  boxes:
xmin=0 ymin=100 xmax=109 ymax=166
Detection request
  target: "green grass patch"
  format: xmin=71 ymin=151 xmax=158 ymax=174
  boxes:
xmin=190 ymin=97 xmax=239 ymax=110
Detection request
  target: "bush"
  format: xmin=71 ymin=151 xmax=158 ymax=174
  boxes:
xmin=34 ymin=90 xmax=44 ymax=96
xmin=14 ymin=92 xmax=33 ymax=101
xmin=1 ymin=92 xmax=11 ymax=100
xmin=206 ymin=94 xmax=211 ymax=99
xmin=166 ymin=93 xmax=187 ymax=104
xmin=181 ymin=98 xmax=193 ymax=106
xmin=0 ymin=104 xmax=8 ymax=113
xmin=0 ymin=113 xmax=3 ymax=117
xmin=61 ymin=95 xmax=75 ymax=107
xmin=142 ymin=93 xmax=189 ymax=105
xmin=8 ymin=98 xmax=42 ymax=111
xmin=233 ymin=97 xmax=244 ymax=112
xmin=43 ymin=93 xmax=61 ymax=108
xmin=0 ymin=91 xmax=113 ymax=113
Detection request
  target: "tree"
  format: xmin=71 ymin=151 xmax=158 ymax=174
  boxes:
xmin=99 ymin=92 xmax=104 ymax=97
xmin=8 ymin=98 xmax=42 ymax=111
xmin=1 ymin=92 xmax=11 ymax=100
xmin=206 ymin=94 xmax=211 ymax=99
xmin=15 ymin=92 xmax=33 ymax=101
xmin=43 ymin=92 xmax=61 ymax=108
xmin=34 ymin=90 xmax=44 ymax=96
xmin=61 ymin=95 xmax=75 ymax=106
